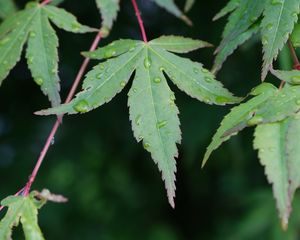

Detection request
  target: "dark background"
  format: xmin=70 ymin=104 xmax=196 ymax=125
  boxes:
xmin=1 ymin=0 xmax=300 ymax=239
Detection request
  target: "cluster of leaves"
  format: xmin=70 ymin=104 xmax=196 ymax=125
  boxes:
xmin=3 ymin=0 xmax=300 ymax=238
xmin=204 ymin=0 xmax=300 ymax=229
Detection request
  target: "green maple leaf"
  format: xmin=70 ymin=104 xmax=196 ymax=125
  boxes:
xmin=254 ymin=114 xmax=300 ymax=229
xmin=0 ymin=0 xmax=17 ymax=19
xmin=0 ymin=194 xmax=45 ymax=240
xmin=36 ymin=35 xmax=240 ymax=206
xmin=95 ymin=0 xmax=119 ymax=37
xmin=203 ymin=83 xmax=300 ymax=166
xmin=212 ymin=0 xmax=265 ymax=73
xmin=0 ymin=2 xmax=95 ymax=106
xmin=153 ymin=0 xmax=192 ymax=25
xmin=261 ymin=0 xmax=300 ymax=80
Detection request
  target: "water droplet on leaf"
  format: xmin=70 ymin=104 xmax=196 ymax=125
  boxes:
xmin=73 ymin=100 xmax=89 ymax=113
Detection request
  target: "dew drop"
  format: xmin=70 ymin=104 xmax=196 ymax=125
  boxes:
xmin=201 ymin=68 xmax=209 ymax=73
xmin=30 ymin=31 xmax=36 ymax=38
xmin=157 ymin=120 xmax=167 ymax=129
xmin=266 ymin=23 xmax=273 ymax=31
xmin=247 ymin=115 xmax=263 ymax=126
xmin=133 ymin=88 xmax=137 ymax=93
xmin=143 ymin=142 xmax=150 ymax=150
xmin=28 ymin=56 xmax=34 ymax=64
xmin=135 ymin=115 xmax=141 ymax=126
xmin=71 ymin=22 xmax=80 ymax=31
xmin=216 ymin=96 xmax=230 ymax=104
xmin=153 ymin=77 xmax=161 ymax=83
xmin=99 ymin=64 xmax=105 ymax=70
xmin=120 ymin=81 xmax=126 ymax=87
xmin=262 ymin=37 xmax=268 ymax=45
xmin=291 ymin=75 xmax=300 ymax=84
xmin=205 ymin=77 xmax=212 ymax=83
xmin=295 ymin=99 xmax=300 ymax=105
xmin=291 ymin=11 xmax=298 ymax=18
xmin=193 ymin=68 xmax=199 ymax=73
xmin=51 ymin=138 xmax=55 ymax=145
xmin=105 ymin=49 xmax=116 ymax=58
xmin=0 ymin=37 xmax=10 ymax=46
xmin=159 ymin=66 xmax=165 ymax=71
xmin=96 ymin=73 xmax=102 ymax=79
xmin=144 ymin=58 xmax=151 ymax=69
xmin=35 ymin=77 xmax=44 ymax=86
xmin=170 ymin=94 xmax=176 ymax=101
xmin=73 ymin=100 xmax=89 ymax=113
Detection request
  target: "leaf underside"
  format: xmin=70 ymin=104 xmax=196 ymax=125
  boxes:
xmin=36 ymin=35 xmax=240 ymax=207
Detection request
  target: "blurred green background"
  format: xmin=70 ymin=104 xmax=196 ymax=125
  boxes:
xmin=1 ymin=0 xmax=300 ymax=239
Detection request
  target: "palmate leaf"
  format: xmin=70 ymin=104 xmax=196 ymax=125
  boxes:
xmin=203 ymin=83 xmax=300 ymax=166
xmin=36 ymin=35 xmax=240 ymax=206
xmin=0 ymin=194 xmax=45 ymax=240
xmin=254 ymin=113 xmax=300 ymax=228
xmin=152 ymin=0 xmax=192 ymax=26
xmin=261 ymin=0 xmax=300 ymax=80
xmin=0 ymin=2 xmax=94 ymax=106
xmin=212 ymin=0 xmax=265 ymax=73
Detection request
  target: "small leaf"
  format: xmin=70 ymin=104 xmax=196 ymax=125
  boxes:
xmin=203 ymin=83 xmax=277 ymax=166
xmin=213 ymin=0 xmax=240 ymax=21
xmin=95 ymin=0 xmax=120 ymax=36
xmin=43 ymin=5 xmax=96 ymax=33
xmin=261 ymin=0 xmax=300 ymax=80
xmin=36 ymin=36 xmax=239 ymax=206
xmin=0 ymin=0 xmax=17 ymax=19
xmin=254 ymin=113 xmax=300 ymax=228
xmin=149 ymin=35 xmax=212 ymax=53
xmin=0 ymin=195 xmax=44 ymax=240
xmin=271 ymin=69 xmax=300 ymax=85
xmin=184 ymin=0 xmax=195 ymax=13
xmin=153 ymin=0 xmax=192 ymax=25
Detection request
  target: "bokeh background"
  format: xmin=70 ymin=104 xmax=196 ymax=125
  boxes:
xmin=1 ymin=0 xmax=300 ymax=239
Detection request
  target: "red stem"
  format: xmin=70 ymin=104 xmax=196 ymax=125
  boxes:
xmin=131 ymin=0 xmax=148 ymax=43
xmin=279 ymin=39 xmax=300 ymax=90
xmin=40 ymin=0 xmax=52 ymax=6
xmin=22 ymin=32 xmax=102 ymax=196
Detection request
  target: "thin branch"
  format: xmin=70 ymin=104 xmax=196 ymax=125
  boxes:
xmin=279 ymin=39 xmax=300 ymax=90
xmin=131 ymin=0 xmax=148 ymax=43
xmin=22 ymin=32 xmax=102 ymax=196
